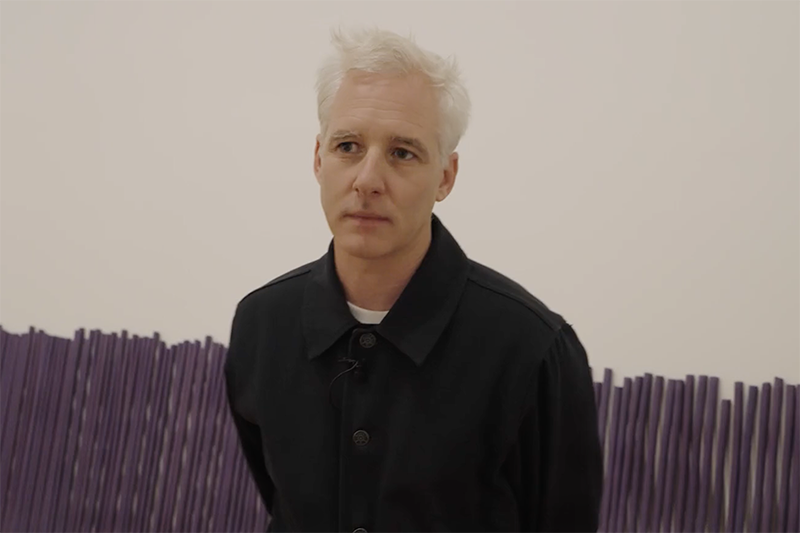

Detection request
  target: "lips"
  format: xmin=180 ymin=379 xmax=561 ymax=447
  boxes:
xmin=346 ymin=213 xmax=389 ymax=222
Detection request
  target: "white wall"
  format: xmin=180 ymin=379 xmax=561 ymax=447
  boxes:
xmin=1 ymin=1 xmax=798 ymax=398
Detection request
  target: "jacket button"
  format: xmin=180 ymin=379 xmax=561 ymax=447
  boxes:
xmin=353 ymin=529 xmax=368 ymax=533
xmin=359 ymin=333 xmax=377 ymax=348
xmin=353 ymin=429 xmax=370 ymax=446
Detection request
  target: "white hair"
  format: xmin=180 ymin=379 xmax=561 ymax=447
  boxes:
xmin=315 ymin=26 xmax=471 ymax=166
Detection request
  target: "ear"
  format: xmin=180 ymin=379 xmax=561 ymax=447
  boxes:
xmin=313 ymin=135 xmax=322 ymax=184
xmin=435 ymin=152 xmax=459 ymax=202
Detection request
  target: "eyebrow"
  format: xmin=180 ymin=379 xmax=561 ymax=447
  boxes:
xmin=328 ymin=130 xmax=359 ymax=144
xmin=327 ymin=130 xmax=431 ymax=160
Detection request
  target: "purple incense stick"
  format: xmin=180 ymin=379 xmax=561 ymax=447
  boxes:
xmin=609 ymin=378 xmax=633 ymax=531
xmin=626 ymin=373 xmax=652 ymax=531
xmin=638 ymin=375 xmax=664 ymax=532
xmin=709 ymin=399 xmax=731 ymax=533
xmin=777 ymin=385 xmax=796 ymax=532
xmin=727 ymin=382 xmax=744 ymax=532
xmin=733 ymin=385 xmax=759 ymax=532
xmin=600 ymin=385 xmax=623 ymax=532
xmin=750 ymin=382 xmax=772 ymax=532
xmin=695 ymin=376 xmax=719 ymax=531
xmin=786 ymin=389 xmax=800 ymax=532
xmin=685 ymin=375 xmax=708 ymax=530
xmin=759 ymin=378 xmax=783 ymax=532
xmin=661 ymin=380 xmax=685 ymax=532
xmin=673 ymin=374 xmax=694 ymax=532
xmin=614 ymin=376 xmax=642 ymax=532
xmin=650 ymin=379 xmax=676 ymax=532
xmin=599 ymin=368 xmax=613 ymax=455
xmin=39 ymin=330 xmax=84 ymax=532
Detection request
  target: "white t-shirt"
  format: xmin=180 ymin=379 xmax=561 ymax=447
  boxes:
xmin=347 ymin=302 xmax=389 ymax=325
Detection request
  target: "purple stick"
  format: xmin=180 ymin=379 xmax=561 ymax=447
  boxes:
xmin=175 ymin=340 xmax=211 ymax=530
xmin=152 ymin=342 xmax=190 ymax=531
xmin=96 ymin=332 xmax=137 ymax=532
xmin=673 ymin=374 xmax=694 ymax=532
xmin=83 ymin=332 xmax=120 ymax=531
xmin=171 ymin=341 xmax=200 ymax=530
xmin=626 ymin=374 xmax=652 ymax=531
xmin=777 ymin=385 xmax=796 ymax=532
xmin=198 ymin=344 xmax=227 ymax=527
xmin=11 ymin=333 xmax=46 ymax=530
xmin=129 ymin=337 xmax=154 ymax=529
xmin=39 ymin=330 xmax=84 ymax=532
xmin=0 ymin=334 xmax=20 ymax=445
xmin=786 ymin=390 xmax=800 ymax=532
xmin=695 ymin=377 xmax=719 ymax=531
xmin=166 ymin=340 xmax=199 ymax=532
xmin=114 ymin=336 xmax=153 ymax=532
xmin=32 ymin=338 xmax=71 ymax=532
xmin=609 ymin=378 xmax=632 ymax=531
xmin=90 ymin=332 xmax=130 ymax=531
xmin=733 ymin=385 xmax=759 ymax=532
xmin=132 ymin=337 xmax=165 ymax=530
xmin=750 ymin=382 xmax=772 ymax=532
xmin=54 ymin=329 xmax=92 ymax=530
xmin=651 ymin=379 xmax=677 ymax=531
xmin=709 ymin=399 xmax=731 ymax=533
xmin=759 ymin=378 xmax=783 ymax=532
xmin=79 ymin=332 xmax=119 ymax=532
xmin=598 ymin=368 xmax=613 ymax=455
xmin=727 ymin=382 xmax=744 ymax=532
xmin=0 ymin=326 xmax=8 ymax=375
xmin=661 ymin=380 xmax=685 ymax=532
xmin=0 ymin=333 xmax=26 ymax=524
xmin=213 ymin=418 xmax=241 ymax=530
xmin=614 ymin=376 xmax=641 ymax=532
xmin=685 ymin=375 xmax=708 ymax=530
xmin=65 ymin=330 xmax=104 ymax=531
xmin=638 ymin=375 xmax=664 ymax=532
xmin=189 ymin=338 xmax=223 ymax=532
xmin=11 ymin=332 xmax=51 ymax=532
xmin=200 ymin=343 xmax=231 ymax=530
xmin=599 ymin=386 xmax=623 ymax=531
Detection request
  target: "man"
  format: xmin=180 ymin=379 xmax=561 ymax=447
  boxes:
xmin=225 ymin=27 xmax=602 ymax=532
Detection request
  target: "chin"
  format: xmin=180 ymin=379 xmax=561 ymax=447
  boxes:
xmin=334 ymin=231 xmax=395 ymax=260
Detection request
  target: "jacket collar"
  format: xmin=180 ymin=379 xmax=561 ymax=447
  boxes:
xmin=302 ymin=214 xmax=470 ymax=367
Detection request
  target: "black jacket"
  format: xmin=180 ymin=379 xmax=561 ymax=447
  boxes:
xmin=224 ymin=215 xmax=603 ymax=532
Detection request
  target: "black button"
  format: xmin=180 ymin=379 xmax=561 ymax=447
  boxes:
xmin=359 ymin=333 xmax=377 ymax=348
xmin=353 ymin=529 xmax=368 ymax=533
xmin=353 ymin=430 xmax=370 ymax=446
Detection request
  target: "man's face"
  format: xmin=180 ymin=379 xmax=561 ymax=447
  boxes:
xmin=314 ymin=70 xmax=457 ymax=261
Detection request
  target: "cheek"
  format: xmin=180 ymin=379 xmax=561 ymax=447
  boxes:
xmin=394 ymin=175 xmax=440 ymax=206
xmin=318 ymin=168 xmax=351 ymax=208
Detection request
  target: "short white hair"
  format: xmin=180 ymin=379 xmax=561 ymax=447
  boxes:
xmin=315 ymin=26 xmax=471 ymax=166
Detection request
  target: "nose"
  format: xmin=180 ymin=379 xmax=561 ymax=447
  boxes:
xmin=352 ymin=148 xmax=386 ymax=196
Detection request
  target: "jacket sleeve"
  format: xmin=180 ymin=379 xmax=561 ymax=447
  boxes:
xmin=509 ymin=323 xmax=604 ymax=532
xmin=224 ymin=301 xmax=276 ymax=514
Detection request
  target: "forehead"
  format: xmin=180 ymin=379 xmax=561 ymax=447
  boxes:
xmin=327 ymin=70 xmax=440 ymax=144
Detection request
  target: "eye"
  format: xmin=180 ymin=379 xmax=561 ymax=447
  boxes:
xmin=337 ymin=142 xmax=358 ymax=153
xmin=393 ymin=148 xmax=416 ymax=161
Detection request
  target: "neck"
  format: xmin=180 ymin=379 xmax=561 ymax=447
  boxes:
xmin=334 ymin=224 xmax=432 ymax=312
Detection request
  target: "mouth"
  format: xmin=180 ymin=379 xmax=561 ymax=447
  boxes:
xmin=345 ymin=213 xmax=390 ymax=225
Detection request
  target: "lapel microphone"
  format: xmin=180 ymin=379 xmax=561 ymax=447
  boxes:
xmin=328 ymin=357 xmax=367 ymax=412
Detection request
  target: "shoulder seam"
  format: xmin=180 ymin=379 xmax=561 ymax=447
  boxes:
xmin=265 ymin=264 xmax=314 ymax=288
xmin=238 ymin=263 xmax=315 ymax=305
xmin=465 ymin=268 xmax=563 ymax=332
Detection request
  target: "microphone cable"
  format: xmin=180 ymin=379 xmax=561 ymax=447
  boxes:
xmin=328 ymin=357 xmax=362 ymax=412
